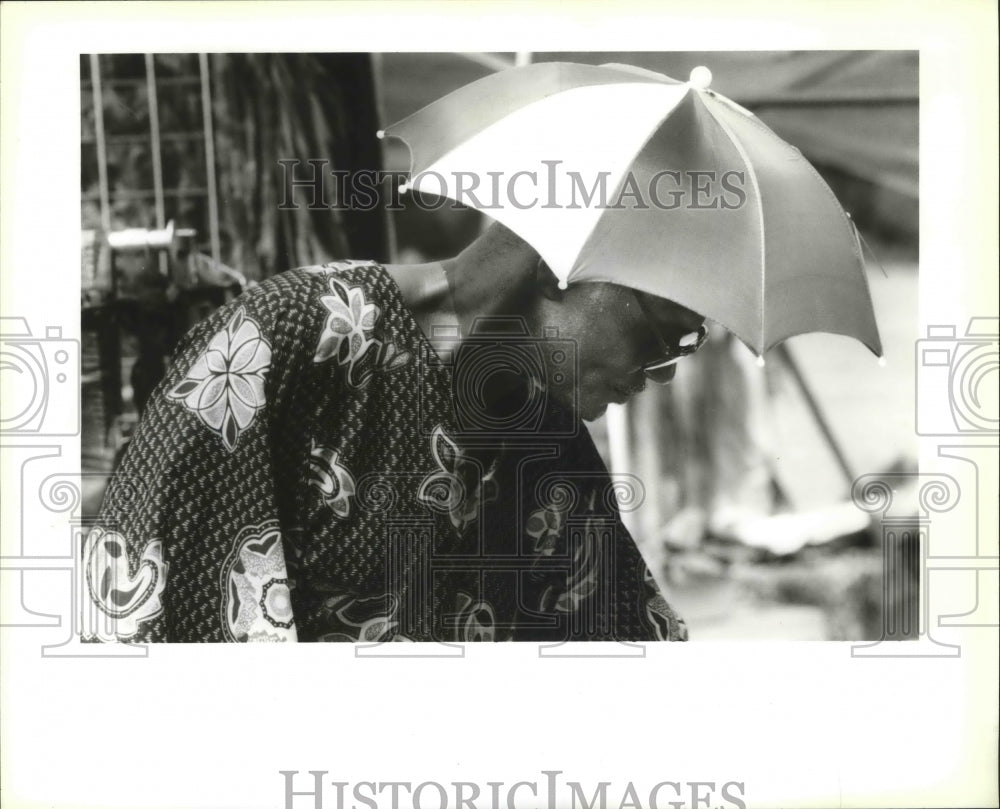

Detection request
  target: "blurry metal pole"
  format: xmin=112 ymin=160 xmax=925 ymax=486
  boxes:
xmin=607 ymin=399 xmax=676 ymax=600
xmin=89 ymin=55 xmax=111 ymax=233
xmin=199 ymin=53 xmax=222 ymax=267
xmin=606 ymin=403 xmax=637 ymax=536
xmin=144 ymin=54 xmax=168 ymax=277
xmin=634 ymin=389 xmax=662 ymax=539
xmin=632 ymin=388 xmax=670 ymax=594
xmin=87 ymin=55 xmax=121 ymax=439
xmin=371 ymin=52 xmax=398 ymax=262
xmin=773 ymin=343 xmax=858 ymax=488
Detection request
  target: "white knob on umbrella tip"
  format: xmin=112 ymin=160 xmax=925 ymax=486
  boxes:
xmin=877 ymin=356 xmax=887 ymax=368
xmin=689 ymin=66 xmax=713 ymax=89
xmin=376 ymin=129 xmax=385 ymax=139
xmin=756 ymin=355 xmax=766 ymax=368
xmin=558 ymin=280 xmax=568 ymax=291
xmin=399 ymin=182 xmax=409 ymax=194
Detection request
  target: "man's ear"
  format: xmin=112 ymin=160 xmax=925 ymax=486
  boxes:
xmin=534 ymin=257 xmax=564 ymax=301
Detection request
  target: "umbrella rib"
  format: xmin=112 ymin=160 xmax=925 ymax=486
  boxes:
xmin=573 ymin=86 xmax=698 ymax=281
xmin=541 ymin=85 xmax=694 ymax=272
xmin=703 ymin=102 xmax=767 ymax=354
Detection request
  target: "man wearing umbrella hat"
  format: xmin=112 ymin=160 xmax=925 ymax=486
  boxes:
xmin=81 ymin=63 xmax=878 ymax=644
xmin=388 ymin=221 xmax=709 ymax=421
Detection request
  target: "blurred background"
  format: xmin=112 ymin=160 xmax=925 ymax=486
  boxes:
xmin=80 ymin=51 xmax=918 ymax=640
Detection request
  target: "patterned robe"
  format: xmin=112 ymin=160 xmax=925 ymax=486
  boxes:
xmin=82 ymin=261 xmax=688 ymax=642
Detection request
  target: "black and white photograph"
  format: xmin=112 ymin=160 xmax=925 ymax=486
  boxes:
xmin=1 ymin=3 xmax=997 ymax=809
xmin=76 ymin=50 xmax=918 ymax=644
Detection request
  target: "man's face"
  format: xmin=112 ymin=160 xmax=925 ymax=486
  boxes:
xmin=535 ymin=281 xmax=706 ymax=421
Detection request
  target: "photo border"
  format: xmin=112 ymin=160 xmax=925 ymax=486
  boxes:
xmin=1 ymin=2 xmax=997 ymax=808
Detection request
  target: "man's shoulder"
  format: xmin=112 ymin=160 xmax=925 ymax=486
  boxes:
xmin=291 ymin=259 xmax=386 ymax=287
xmin=299 ymin=259 xmax=384 ymax=275
xmin=244 ymin=259 xmax=393 ymax=313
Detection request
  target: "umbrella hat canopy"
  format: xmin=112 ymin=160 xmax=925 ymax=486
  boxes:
xmin=383 ymin=62 xmax=882 ymax=357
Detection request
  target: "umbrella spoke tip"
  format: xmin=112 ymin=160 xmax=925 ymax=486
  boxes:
xmin=877 ymin=356 xmax=887 ymax=368
xmin=376 ymin=129 xmax=385 ymax=140
xmin=755 ymin=355 xmax=766 ymax=368
xmin=689 ymin=66 xmax=713 ymax=90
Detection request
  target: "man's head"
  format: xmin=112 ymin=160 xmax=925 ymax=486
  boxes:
xmin=451 ymin=223 xmax=708 ymax=422
xmin=526 ymin=261 xmax=706 ymax=420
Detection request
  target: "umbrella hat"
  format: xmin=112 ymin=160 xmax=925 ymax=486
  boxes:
xmin=382 ymin=61 xmax=883 ymax=357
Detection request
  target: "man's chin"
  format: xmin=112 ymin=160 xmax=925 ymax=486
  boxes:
xmin=546 ymin=388 xmax=610 ymax=423
xmin=577 ymin=398 xmax=609 ymax=423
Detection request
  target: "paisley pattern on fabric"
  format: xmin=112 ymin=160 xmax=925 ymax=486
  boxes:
xmin=315 ymin=593 xmax=409 ymax=642
xmin=643 ymin=567 xmax=689 ymax=641
xmin=167 ymin=307 xmax=270 ymax=452
xmin=526 ymin=501 xmax=568 ymax=556
xmin=452 ymin=592 xmax=497 ymax=642
xmin=82 ymin=526 xmax=166 ymax=641
xmin=417 ymin=425 xmax=491 ymax=532
xmin=539 ymin=518 xmax=606 ymax=615
xmin=220 ymin=521 xmax=297 ymax=642
xmin=314 ymin=275 xmax=411 ymax=387
xmin=308 ymin=440 xmax=356 ymax=519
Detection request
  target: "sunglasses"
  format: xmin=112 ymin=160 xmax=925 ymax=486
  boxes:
xmin=631 ymin=289 xmax=709 ymax=384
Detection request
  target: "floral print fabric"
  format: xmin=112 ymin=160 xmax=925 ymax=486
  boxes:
xmin=166 ymin=307 xmax=271 ymax=452
xmin=83 ymin=261 xmax=688 ymax=642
